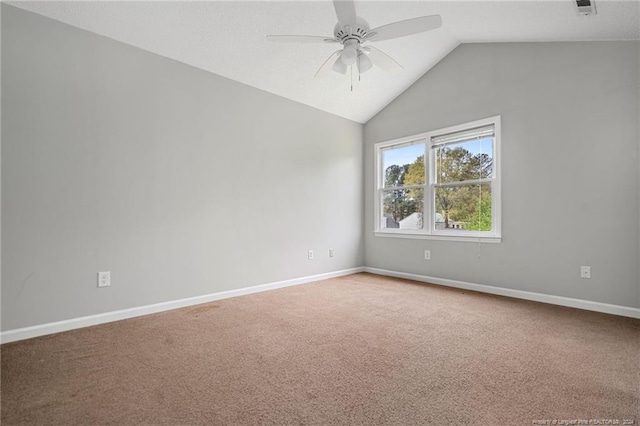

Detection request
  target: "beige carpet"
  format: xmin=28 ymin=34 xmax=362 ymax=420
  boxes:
xmin=1 ymin=273 xmax=639 ymax=425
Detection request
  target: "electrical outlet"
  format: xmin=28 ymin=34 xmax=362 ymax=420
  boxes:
xmin=308 ymin=250 xmax=314 ymax=260
xmin=329 ymin=249 xmax=335 ymax=258
xmin=424 ymin=250 xmax=431 ymax=260
xmin=580 ymin=266 xmax=591 ymax=279
xmin=98 ymin=271 xmax=111 ymax=287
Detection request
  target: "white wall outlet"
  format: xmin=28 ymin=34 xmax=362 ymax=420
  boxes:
xmin=308 ymin=250 xmax=314 ymax=260
xmin=329 ymin=249 xmax=335 ymax=258
xmin=98 ymin=271 xmax=111 ymax=287
xmin=580 ymin=266 xmax=591 ymax=279
xmin=424 ymin=250 xmax=431 ymax=260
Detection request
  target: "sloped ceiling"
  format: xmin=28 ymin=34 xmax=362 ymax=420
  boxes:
xmin=8 ymin=1 xmax=640 ymax=123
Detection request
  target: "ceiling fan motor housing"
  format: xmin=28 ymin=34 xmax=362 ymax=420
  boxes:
xmin=334 ymin=17 xmax=370 ymax=44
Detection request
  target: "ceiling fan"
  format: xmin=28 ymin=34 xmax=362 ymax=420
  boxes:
xmin=266 ymin=0 xmax=442 ymax=78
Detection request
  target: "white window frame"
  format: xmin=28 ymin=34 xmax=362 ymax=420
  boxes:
xmin=374 ymin=116 xmax=501 ymax=243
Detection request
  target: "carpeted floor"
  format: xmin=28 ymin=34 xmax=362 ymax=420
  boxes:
xmin=1 ymin=273 xmax=639 ymax=425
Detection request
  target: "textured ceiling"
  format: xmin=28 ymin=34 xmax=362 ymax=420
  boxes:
xmin=8 ymin=1 xmax=640 ymax=123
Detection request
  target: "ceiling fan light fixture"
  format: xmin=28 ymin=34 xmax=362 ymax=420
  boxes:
xmin=340 ymin=41 xmax=358 ymax=65
xmin=332 ymin=57 xmax=348 ymax=74
xmin=358 ymin=52 xmax=373 ymax=73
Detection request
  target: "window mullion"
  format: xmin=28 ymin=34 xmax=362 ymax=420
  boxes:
xmin=427 ymin=139 xmax=435 ymax=234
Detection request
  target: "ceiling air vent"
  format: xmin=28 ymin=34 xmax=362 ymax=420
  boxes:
xmin=576 ymin=0 xmax=596 ymax=16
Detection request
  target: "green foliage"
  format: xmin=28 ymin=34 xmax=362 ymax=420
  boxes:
xmin=461 ymin=191 xmax=492 ymax=231
xmin=382 ymin=157 xmax=425 ymax=225
xmin=404 ymin=155 xmax=425 ymax=186
xmin=383 ymin=164 xmax=413 ymax=224
xmin=384 ymin=164 xmax=408 ymax=187
xmin=433 ymin=146 xmax=493 ymax=230
xmin=405 ymin=155 xmax=425 ymax=213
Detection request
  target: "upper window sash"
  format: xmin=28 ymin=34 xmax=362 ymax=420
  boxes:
xmin=431 ymin=124 xmax=495 ymax=185
xmin=379 ymin=138 xmax=426 ymax=189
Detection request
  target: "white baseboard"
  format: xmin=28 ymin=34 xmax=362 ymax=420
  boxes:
xmin=364 ymin=267 xmax=640 ymax=319
xmin=0 ymin=267 xmax=364 ymax=344
xmin=3 ymin=266 xmax=637 ymax=344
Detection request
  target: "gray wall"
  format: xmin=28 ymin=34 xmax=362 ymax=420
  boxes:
xmin=1 ymin=5 xmax=363 ymax=331
xmin=3 ymin=5 xmax=639 ymax=333
xmin=365 ymin=42 xmax=640 ymax=308
xmin=0 ymin=4 xmax=3 ymax=334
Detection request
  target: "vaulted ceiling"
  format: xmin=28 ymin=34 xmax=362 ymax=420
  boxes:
xmin=9 ymin=1 xmax=640 ymax=123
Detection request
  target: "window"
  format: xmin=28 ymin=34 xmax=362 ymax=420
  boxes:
xmin=374 ymin=116 xmax=501 ymax=242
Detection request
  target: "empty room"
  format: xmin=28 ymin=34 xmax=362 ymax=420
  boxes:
xmin=1 ymin=0 xmax=639 ymax=424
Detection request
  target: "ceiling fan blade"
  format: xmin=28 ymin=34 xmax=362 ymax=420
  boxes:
xmin=366 ymin=14 xmax=442 ymax=42
xmin=363 ymin=46 xmax=403 ymax=74
xmin=266 ymin=35 xmax=338 ymax=43
xmin=332 ymin=56 xmax=348 ymax=75
xmin=357 ymin=52 xmax=373 ymax=74
xmin=333 ymin=0 xmax=357 ymax=25
xmin=315 ymin=50 xmax=343 ymax=78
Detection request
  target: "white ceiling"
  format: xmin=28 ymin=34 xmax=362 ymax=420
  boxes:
xmin=8 ymin=0 xmax=640 ymax=123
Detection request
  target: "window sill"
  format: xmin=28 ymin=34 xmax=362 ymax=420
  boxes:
xmin=373 ymin=231 xmax=501 ymax=244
